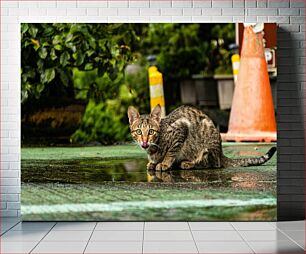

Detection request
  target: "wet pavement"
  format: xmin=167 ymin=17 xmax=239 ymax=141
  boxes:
xmin=21 ymin=143 xmax=277 ymax=220
xmin=22 ymin=157 xmax=275 ymax=191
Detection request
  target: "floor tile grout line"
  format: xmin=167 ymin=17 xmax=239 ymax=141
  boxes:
xmin=142 ymin=222 xmax=145 ymax=254
xmin=229 ymin=222 xmax=236 ymax=231
xmin=187 ymin=222 xmax=200 ymax=254
xmin=276 ymin=227 xmax=306 ymax=251
xmin=0 ymin=220 xmax=21 ymax=236
xmin=268 ymin=222 xmax=277 ymax=229
xmin=29 ymin=221 xmax=57 ymax=254
xmin=230 ymin=222 xmax=256 ymax=254
xmin=83 ymin=222 xmax=97 ymax=254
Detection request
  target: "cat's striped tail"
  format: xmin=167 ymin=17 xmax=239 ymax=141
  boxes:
xmin=222 ymin=147 xmax=277 ymax=167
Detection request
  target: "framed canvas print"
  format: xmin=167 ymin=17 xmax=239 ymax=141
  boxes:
xmin=21 ymin=23 xmax=277 ymax=221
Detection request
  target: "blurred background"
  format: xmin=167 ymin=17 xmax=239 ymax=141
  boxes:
xmin=21 ymin=23 xmax=276 ymax=146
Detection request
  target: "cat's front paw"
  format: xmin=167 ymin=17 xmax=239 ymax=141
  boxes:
xmin=180 ymin=161 xmax=195 ymax=169
xmin=156 ymin=163 xmax=171 ymax=171
xmin=147 ymin=162 xmax=156 ymax=170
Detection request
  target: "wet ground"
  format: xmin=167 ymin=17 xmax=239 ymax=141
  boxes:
xmin=21 ymin=143 xmax=277 ymax=221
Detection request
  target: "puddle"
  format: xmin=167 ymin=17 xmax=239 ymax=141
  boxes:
xmin=22 ymin=158 xmax=148 ymax=184
xmin=22 ymin=157 xmax=276 ymax=191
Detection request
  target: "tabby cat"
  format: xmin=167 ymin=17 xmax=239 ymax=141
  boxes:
xmin=128 ymin=104 xmax=276 ymax=171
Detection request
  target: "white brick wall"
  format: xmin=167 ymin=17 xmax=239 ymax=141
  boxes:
xmin=0 ymin=0 xmax=305 ymax=219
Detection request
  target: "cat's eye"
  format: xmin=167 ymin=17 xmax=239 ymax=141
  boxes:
xmin=136 ymin=129 xmax=142 ymax=135
xmin=148 ymin=129 xmax=155 ymax=135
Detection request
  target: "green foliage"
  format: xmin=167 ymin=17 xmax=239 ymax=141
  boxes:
xmin=70 ymin=81 xmax=140 ymax=144
xmin=142 ymin=24 xmax=207 ymax=79
xmin=70 ymin=98 xmax=130 ymax=144
xmin=141 ymin=23 xmax=235 ymax=79
xmin=70 ymin=64 xmax=150 ymax=144
xmin=22 ymin=23 xmax=235 ymax=144
xmin=72 ymin=68 xmax=124 ymax=101
xmin=211 ymin=24 xmax=235 ymax=75
xmin=124 ymin=60 xmax=150 ymax=114
xmin=70 ymin=60 xmax=149 ymax=144
xmin=21 ymin=23 xmax=138 ymax=103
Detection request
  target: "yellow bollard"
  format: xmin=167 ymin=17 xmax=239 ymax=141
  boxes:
xmin=231 ymin=54 xmax=240 ymax=83
xmin=148 ymin=65 xmax=166 ymax=117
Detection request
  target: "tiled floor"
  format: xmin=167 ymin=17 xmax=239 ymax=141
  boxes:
xmin=0 ymin=219 xmax=304 ymax=253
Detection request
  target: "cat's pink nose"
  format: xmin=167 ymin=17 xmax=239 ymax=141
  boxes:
xmin=142 ymin=141 xmax=149 ymax=149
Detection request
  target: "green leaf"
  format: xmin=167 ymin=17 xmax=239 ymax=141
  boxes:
xmin=41 ymin=68 xmax=55 ymax=84
xmin=88 ymin=36 xmax=96 ymax=49
xmin=37 ymin=59 xmax=44 ymax=71
xmin=65 ymin=33 xmax=74 ymax=43
xmin=21 ymin=23 xmax=29 ymax=34
xmin=21 ymin=90 xmax=28 ymax=104
xmin=29 ymin=26 xmax=38 ymax=38
xmin=60 ymin=51 xmax=70 ymax=67
xmin=54 ymin=44 xmax=62 ymax=51
xmin=42 ymin=26 xmax=54 ymax=37
xmin=111 ymin=47 xmax=120 ymax=58
xmin=109 ymin=59 xmax=116 ymax=66
xmin=21 ymin=70 xmax=36 ymax=82
xmin=36 ymin=83 xmax=44 ymax=93
xmin=59 ymin=70 xmax=69 ymax=87
xmin=23 ymin=40 xmax=32 ymax=48
xmin=65 ymin=42 xmax=76 ymax=52
xmin=33 ymin=44 xmax=40 ymax=51
xmin=38 ymin=47 xmax=48 ymax=59
xmin=52 ymin=35 xmax=61 ymax=45
xmin=98 ymin=39 xmax=107 ymax=50
xmin=72 ymin=52 xmax=85 ymax=66
xmin=50 ymin=48 xmax=57 ymax=60
xmin=86 ymin=50 xmax=95 ymax=57
xmin=41 ymin=41 xmax=50 ymax=47
xmin=84 ymin=63 xmax=93 ymax=70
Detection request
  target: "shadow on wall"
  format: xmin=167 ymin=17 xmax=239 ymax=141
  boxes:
xmin=277 ymin=27 xmax=305 ymax=221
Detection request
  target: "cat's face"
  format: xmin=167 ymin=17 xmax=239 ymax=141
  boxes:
xmin=128 ymin=105 xmax=161 ymax=150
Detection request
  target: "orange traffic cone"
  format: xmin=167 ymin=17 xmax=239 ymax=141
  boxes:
xmin=222 ymin=25 xmax=276 ymax=142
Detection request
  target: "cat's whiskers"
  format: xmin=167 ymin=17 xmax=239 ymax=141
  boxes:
xmin=132 ymin=140 xmax=144 ymax=149
xmin=130 ymin=140 xmax=138 ymax=146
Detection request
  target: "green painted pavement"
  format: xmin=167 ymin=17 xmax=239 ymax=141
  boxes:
xmin=21 ymin=143 xmax=277 ymax=221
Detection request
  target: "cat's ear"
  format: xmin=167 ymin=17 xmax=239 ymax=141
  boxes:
xmin=150 ymin=104 xmax=161 ymax=123
xmin=127 ymin=106 xmax=140 ymax=125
